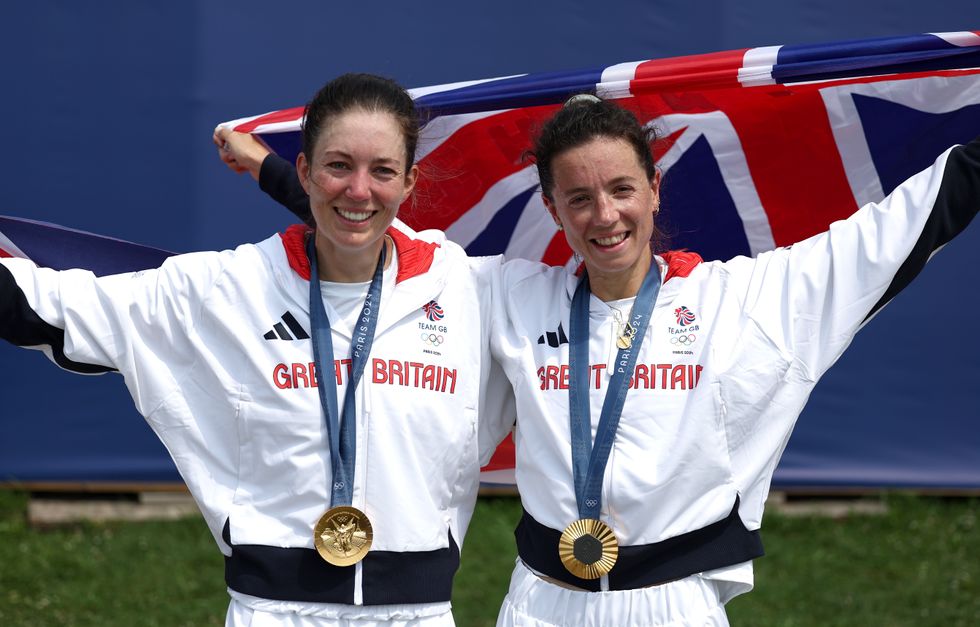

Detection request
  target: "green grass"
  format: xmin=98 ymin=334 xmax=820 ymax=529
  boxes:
xmin=0 ymin=492 xmax=977 ymax=626
xmin=726 ymin=494 xmax=980 ymax=627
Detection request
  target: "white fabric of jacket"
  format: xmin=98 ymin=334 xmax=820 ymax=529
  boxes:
xmin=0 ymin=219 xmax=514 ymax=606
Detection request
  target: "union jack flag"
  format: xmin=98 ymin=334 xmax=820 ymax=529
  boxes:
xmin=216 ymin=31 xmax=980 ymax=484
xmin=0 ymin=216 xmax=172 ymax=273
xmin=4 ymin=31 xmax=980 ymax=487
xmin=222 ymin=31 xmax=980 ymax=269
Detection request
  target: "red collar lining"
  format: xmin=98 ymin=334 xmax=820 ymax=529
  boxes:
xmin=661 ymin=250 xmax=703 ymax=281
xmin=571 ymin=250 xmax=703 ymax=282
xmin=280 ymin=224 xmax=438 ymax=283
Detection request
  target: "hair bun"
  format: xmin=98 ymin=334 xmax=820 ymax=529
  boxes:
xmin=563 ymin=93 xmax=602 ymax=107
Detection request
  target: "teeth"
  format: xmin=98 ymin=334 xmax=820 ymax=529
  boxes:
xmin=594 ymin=233 xmax=627 ymax=246
xmin=337 ymin=208 xmax=373 ymax=221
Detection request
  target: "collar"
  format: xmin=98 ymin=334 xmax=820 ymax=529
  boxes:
xmin=280 ymin=223 xmax=439 ymax=283
xmin=661 ymin=250 xmax=703 ymax=282
xmin=566 ymin=250 xmax=703 ymax=297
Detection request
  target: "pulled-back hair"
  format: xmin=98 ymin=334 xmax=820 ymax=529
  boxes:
xmin=301 ymin=73 xmax=419 ymax=172
xmin=532 ymin=95 xmax=658 ymax=201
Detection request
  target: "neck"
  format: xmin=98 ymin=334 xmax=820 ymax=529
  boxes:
xmin=314 ymin=233 xmax=391 ymax=283
xmin=587 ymin=249 xmax=655 ymax=302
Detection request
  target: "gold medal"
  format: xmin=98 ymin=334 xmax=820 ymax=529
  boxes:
xmin=558 ymin=518 xmax=619 ymax=579
xmin=313 ymin=506 xmax=373 ymax=566
xmin=615 ymin=321 xmax=636 ymax=350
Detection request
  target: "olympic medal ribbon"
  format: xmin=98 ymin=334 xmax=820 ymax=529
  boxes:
xmin=307 ymin=236 xmax=385 ymax=508
xmin=563 ymin=263 xmax=661 ymax=578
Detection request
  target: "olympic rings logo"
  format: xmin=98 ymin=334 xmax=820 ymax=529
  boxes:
xmin=670 ymin=334 xmax=696 ymax=345
xmin=421 ymin=332 xmax=444 ymax=346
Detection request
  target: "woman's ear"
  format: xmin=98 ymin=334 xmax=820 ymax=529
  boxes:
xmin=542 ymin=194 xmax=562 ymax=229
xmin=297 ymin=152 xmax=312 ymax=195
xmin=650 ymin=170 xmax=661 ymax=214
xmin=403 ymin=164 xmax=419 ymax=199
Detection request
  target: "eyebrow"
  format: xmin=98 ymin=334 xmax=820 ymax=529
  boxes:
xmin=561 ymin=175 xmax=637 ymax=198
xmin=319 ymin=150 xmax=401 ymax=166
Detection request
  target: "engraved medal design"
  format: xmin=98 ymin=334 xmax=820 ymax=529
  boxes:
xmin=615 ymin=321 xmax=636 ymax=350
xmin=307 ymin=238 xmax=385 ymax=568
xmin=563 ymin=266 xmax=661 ymax=580
xmin=558 ymin=518 xmax=619 ymax=579
xmin=314 ymin=506 xmax=373 ymax=566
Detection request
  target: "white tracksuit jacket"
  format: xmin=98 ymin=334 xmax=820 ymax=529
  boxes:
xmin=0 ymin=220 xmax=514 ymax=623
xmin=490 ymin=138 xmax=980 ymax=625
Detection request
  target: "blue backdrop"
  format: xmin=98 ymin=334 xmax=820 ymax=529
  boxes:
xmin=1 ymin=1 xmax=979 ymax=488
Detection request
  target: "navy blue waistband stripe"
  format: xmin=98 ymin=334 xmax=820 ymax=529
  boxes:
xmin=515 ymin=497 xmax=764 ymax=591
xmin=222 ymin=519 xmax=460 ymax=605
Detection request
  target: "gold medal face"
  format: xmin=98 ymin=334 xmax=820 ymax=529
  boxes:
xmin=313 ymin=506 xmax=373 ymax=566
xmin=615 ymin=321 xmax=636 ymax=350
xmin=558 ymin=518 xmax=619 ymax=579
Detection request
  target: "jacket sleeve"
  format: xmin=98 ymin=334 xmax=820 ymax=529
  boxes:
xmin=718 ymin=137 xmax=980 ymax=518
xmin=0 ymin=250 xmax=229 ymax=415
xmin=468 ymin=254 xmax=518 ymax=466
xmin=259 ymin=153 xmax=314 ymax=226
xmin=727 ymin=136 xmax=980 ymax=380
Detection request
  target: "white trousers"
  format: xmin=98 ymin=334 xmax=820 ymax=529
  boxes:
xmin=495 ymin=560 xmax=731 ymax=627
xmin=226 ymin=591 xmax=454 ymax=627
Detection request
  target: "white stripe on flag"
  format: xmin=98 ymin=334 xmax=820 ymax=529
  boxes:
xmin=417 ymin=110 xmax=503 ymax=163
xmin=738 ymin=46 xmax=780 ymax=87
xmin=930 ymin=31 xmax=980 ymax=47
xmin=651 ymin=112 xmax=776 ymax=255
xmin=408 ymin=75 xmax=526 ymax=99
xmin=821 ymin=72 xmax=980 ymax=208
xmin=503 ymin=180 xmax=555 ymax=262
xmin=445 ymin=166 xmax=539 ymax=250
xmin=598 ymin=61 xmax=644 ymax=99
xmin=0 ymin=230 xmax=29 ymax=259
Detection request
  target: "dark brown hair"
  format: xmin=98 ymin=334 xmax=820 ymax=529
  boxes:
xmin=301 ymin=73 xmax=419 ymax=173
xmin=532 ymin=95 xmax=658 ymax=201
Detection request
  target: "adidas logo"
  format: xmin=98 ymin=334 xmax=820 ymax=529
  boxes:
xmin=537 ymin=322 xmax=568 ymax=348
xmin=263 ymin=311 xmax=310 ymax=341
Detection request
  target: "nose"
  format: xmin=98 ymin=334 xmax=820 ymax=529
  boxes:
xmin=593 ymin=193 xmax=617 ymax=226
xmin=346 ymin=169 xmax=371 ymax=202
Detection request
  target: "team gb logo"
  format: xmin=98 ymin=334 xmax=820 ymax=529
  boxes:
xmin=674 ymin=305 xmax=696 ymax=326
xmin=423 ymin=300 xmax=445 ymax=322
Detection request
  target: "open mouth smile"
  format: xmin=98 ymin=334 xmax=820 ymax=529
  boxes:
xmin=335 ymin=207 xmax=375 ymax=223
xmin=592 ymin=232 xmax=629 ymax=248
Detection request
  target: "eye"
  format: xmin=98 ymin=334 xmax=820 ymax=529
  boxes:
xmin=325 ymin=161 xmax=351 ymax=171
xmin=373 ymin=165 xmax=398 ymax=178
xmin=613 ymin=184 xmax=635 ymax=196
xmin=568 ymin=194 xmax=591 ymax=207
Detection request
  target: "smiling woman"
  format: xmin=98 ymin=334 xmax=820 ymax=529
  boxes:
xmin=486 ymin=96 xmax=980 ymax=626
xmin=0 ymin=73 xmax=516 ymax=627
xmin=295 ymin=77 xmax=419 ymax=283
xmin=534 ymin=99 xmax=664 ymax=302
xmin=542 ymin=136 xmax=659 ymax=301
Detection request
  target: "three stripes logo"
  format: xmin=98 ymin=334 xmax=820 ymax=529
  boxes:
xmin=263 ymin=311 xmax=310 ymax=341
xmin=537 ymin=322 xmax=568 ymax=348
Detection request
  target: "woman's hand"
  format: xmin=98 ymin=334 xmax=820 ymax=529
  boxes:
xmin=212 ymin=127 xmax=271 ymax=182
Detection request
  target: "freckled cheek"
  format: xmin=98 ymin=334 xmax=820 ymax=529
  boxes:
xmin=379 ymin=188 xmax=411 ymax=211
